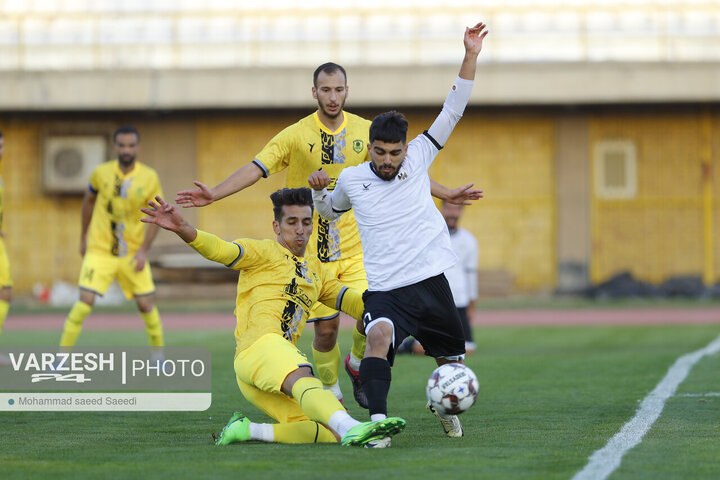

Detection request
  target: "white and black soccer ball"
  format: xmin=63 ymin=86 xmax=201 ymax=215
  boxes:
xmin=426 ymin=363 xmax=478 ymax=415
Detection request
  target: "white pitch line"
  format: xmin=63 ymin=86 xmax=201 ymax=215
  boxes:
xmin=676 ymin=392 xmax=720 ymax=397
xmin=572 ymin=332 xmax=720 ymax=480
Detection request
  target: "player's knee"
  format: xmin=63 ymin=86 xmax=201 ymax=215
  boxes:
xmin=0 ymin=287 xmax=12 ymax=302
xmin=79 ymin=290 xmax=95 ymax=307
xmin=365 ymin=321 xmax=393 ymax=353
xmin=281 ymin=366 xmax=315 ymax=396
xmin=135 ymin=296 xmax=154 ymax=313
xmin=313 ymin=317 xmax=339 ymax=346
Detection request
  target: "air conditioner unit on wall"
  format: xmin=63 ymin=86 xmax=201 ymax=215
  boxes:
xmin=43 ymin=135 xmax=107 ymax=194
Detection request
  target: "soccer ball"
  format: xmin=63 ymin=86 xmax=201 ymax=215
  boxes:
xmin=426 ymin=363 xmax=478 ymax=415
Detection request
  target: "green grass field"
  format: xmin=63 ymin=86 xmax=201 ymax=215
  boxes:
xmin=1 ymin=322 xmax=719 ymax=479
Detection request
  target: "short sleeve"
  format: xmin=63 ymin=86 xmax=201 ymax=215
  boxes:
xmin=88 ymin=167 xmax=100 ymax=194
xmin=231 ymin=238 xmax=270 ymax=271
xmin=253 ymin=124 xmax=296 ymax=177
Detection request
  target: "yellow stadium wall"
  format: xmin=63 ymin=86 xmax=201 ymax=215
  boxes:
xmin=589 ymin=108 xmax=720 ymax=285
xmin=195 ymin=113 xmax=289 ymax=242
xmin=2 ymin=106 xmax=717 ymax=297
xmin=418 ymin=110 xmax=557 ymax=292
xmin=195 ymin=109 xmax=557 ymax=293
xmin=713 ymin=110 xmax=720 ymax=282
xmin=0 ymin=121 xmax=82 ymax=294
xmin=0 ymin=116 xmax=198 ymax=295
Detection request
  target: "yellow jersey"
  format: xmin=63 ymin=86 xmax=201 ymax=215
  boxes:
xmin=187 ymin=231 xmax=362 ymax=355
xmin=87 ymin=160 xmax=163 ymax=257
xmin=253 ymin=111 xmax=370 ymax=262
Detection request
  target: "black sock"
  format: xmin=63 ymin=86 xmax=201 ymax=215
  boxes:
xmin=359 ymin=357 xmax=392 ymax=416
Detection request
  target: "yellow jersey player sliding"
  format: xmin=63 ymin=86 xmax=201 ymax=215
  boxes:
xmin=141 ymin=188 xmax=405 ymax=447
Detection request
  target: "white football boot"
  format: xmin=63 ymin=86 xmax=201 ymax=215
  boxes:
xmin=426 ymin=401 xmax=464 ymax=438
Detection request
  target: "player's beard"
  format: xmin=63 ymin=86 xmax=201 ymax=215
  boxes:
xmin=374 ymin=161 xmax=403 ymax=181
xmin=118 ymin=154 xmax=135 ymax=167
xmin=319 ymin=99 xmax=344 ymax=119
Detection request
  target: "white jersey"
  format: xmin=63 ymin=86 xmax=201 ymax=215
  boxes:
xmin=313 ymin=76 xmax=475 ymax=291
xmin=444 ymin=227 xmax=478 ymax=307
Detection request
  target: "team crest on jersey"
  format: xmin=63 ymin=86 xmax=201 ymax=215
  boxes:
xmin=352 ymin=139 xmax=363 ymax=153
xmin=397 ymin=171 xmax=408 ymax=180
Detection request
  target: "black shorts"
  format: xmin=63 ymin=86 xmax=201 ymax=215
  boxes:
xmin=362 ymin=273 xmax=466 ymax=365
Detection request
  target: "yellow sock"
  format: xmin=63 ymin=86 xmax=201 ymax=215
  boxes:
xmin=0 ymin=299 xmax=9 ymax=335
xmin=312 ymin=343 xmax=340 ymax=388
xmin=351 ymin=326 xmax=366 ymax=361
xmin=140 ymin=307 xmax=164 ymax=347
xmin=291 ymin=376 xmax=344 ymax=426
xmin=272 ymin=420 xmax=337 ymax=444
xmin=60 ymin=301 xmax=92 ymax=347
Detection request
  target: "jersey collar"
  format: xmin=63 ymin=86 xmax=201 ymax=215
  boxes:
xmin=114 ymin=159 xmax=137 ymax=177
xmin=313 ymin=111 xmax=347 ymax=135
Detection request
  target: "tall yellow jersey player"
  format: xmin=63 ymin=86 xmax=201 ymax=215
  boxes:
xmin=0 ymin=131 xmax=13 ymax=366
xmin=59 ymin=126 xmax=164 ymax=352
xmin=176 ymin=63 xmax=481 ymax=408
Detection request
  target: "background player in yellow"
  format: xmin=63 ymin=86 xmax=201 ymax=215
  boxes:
xmin=175 ymin=63 xmax=482 ymax=407
xmin=59 ymin=126 xmax=165 ymax=354
xmin=0 ymin=131 xmax=13 ymax=366
xmin=141 ymin=188 xmax=405 ymax=447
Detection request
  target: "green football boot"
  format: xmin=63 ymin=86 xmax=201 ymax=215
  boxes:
xmin=214 ymin=412 xmax=251 ymax=445
xmin=340 ymin=417 xmax=406 ymax=447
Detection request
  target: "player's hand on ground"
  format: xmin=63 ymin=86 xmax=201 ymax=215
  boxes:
xmin=308 ymin=170 xmax=331 ymax=191
xmin=464 ymin=22 xmax=488 ymax=56
xmin=446 ymin=183 xmax=484 ymax=206
xmin=175 ymin=181 xmax=214 ymax=208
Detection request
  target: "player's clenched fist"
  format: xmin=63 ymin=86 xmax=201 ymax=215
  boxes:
xmin=308 ymin=170 xmax=331 ymax=191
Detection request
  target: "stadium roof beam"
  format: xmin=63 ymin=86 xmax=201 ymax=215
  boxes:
xmin=0 ymin=62 xmax=718 ymax=110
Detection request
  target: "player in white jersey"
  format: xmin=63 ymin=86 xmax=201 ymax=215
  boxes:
xmin=398 ymin=201 xmax=479 ymax=356
xmin=308 ymin=22 xmax=488 ymax=439
xmin=442 ymin=201 xmax=478 ymax=353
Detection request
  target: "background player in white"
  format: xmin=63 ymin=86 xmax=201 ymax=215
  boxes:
xmin=398 ymin=200 xmax=479 ymax=356
xmin=442 ymin=201 xmax=478 ymax=353
xmin=308 ymin=22 xmax=488 ymax=439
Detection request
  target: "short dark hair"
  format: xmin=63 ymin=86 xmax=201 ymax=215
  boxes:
xmin=113 ymin=125 xmax=140 ymax=143
xmin=270 ymin=188 xmax=314 ymax=222
xmin=369 ymin=111 xmax=408 ymax=145
xmin=313 ymin=62 xmax=347 ymax=88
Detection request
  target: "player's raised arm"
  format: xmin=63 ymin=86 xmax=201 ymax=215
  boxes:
xmin=175 ymin=162 xmax=264 ymax=208
xmin=308 ymin=170 xmax=349 ymax=221
xmin=458 ymin=22 xmax=488 ymax=81
xmin=425 ymin=22 xmax=488 ymax=151
xmin=141 ymin=196 xmax=242 ymax=267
